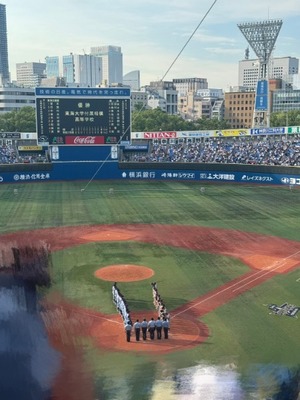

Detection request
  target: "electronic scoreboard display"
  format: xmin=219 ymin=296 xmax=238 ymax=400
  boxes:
xmin=35 ymin=87 xmax=131 ymax=145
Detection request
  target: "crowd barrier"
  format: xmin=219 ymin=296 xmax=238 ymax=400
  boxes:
xmin=0 ymin=145 xmax=299 ymax=187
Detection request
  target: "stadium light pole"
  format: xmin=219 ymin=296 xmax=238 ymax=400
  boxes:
xmin=237 ymin=19 xmax=283 ymax=128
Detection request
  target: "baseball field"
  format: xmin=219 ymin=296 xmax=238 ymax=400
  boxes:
xmin=0 ymin=180 xmax=299 ymax=399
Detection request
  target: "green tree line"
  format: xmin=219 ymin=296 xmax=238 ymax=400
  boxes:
xmin=0 ymin=106 xmax=36 ymax=132
xmin=270 ymin=110 xmax=300 ymax=127
xmin=1 ymin=106 xmax=300 ymax=133
xmin=131 ymin=108 xmax=230 ymax=131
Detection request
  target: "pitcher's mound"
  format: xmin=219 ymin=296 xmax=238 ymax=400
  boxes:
xmin=94 ymin=264 xmax=154 ymax=282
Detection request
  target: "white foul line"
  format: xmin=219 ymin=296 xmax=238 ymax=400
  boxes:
xmin=232 ymin=249 xmax=300 ymax=292
xmin=172 ymin=249 xmax=300 ymax=319
xmin=71 ymin=308 xmax=123 ymax=325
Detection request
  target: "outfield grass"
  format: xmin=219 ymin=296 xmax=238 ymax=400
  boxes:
xmin=0 ymin=180 xmax=299 ymax=399
xmin=1 ymin=181 xmax=300 ymax=239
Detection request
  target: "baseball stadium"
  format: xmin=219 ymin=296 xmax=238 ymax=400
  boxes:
xmin=1 ymin=86 xmax=300 ymax=399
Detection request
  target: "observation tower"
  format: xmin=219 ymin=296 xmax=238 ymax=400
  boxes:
xmin=237 ymin=19 xmax=282 ymax=128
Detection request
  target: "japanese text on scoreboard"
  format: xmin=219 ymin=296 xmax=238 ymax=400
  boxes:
xmin=35 ymin=87 xmax=131 ymax=145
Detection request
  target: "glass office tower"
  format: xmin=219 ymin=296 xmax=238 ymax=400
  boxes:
xmin=0 ymin=4 xmax=9 ymax=83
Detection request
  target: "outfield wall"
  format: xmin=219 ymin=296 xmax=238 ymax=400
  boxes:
xmin=1 ymin=160 xmax=300 ymax=187
xmin=0 ymin=145 xmax=299 ymax=186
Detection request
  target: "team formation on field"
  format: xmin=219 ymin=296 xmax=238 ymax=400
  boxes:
xmin=112 ymin=281 xmax=170 ymax=342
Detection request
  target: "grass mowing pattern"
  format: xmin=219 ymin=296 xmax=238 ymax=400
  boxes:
xmin=50 ymin=242 xmax=249 ymax=314
xmin=0 ymin=181 xmax=299 ymax=398
xmin=200 ymin=268 xmax=300 ymax=369
xmin=1 ymin=181 xmax=300 ymax=240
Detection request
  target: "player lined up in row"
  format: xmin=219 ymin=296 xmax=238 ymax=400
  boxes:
xmin=113 ymin=281 xmax=171 ymax=342
xmin=125 ymin=317 xmax=170 ymax=342
xmin=112 ymin=282 xmax=133 ymax=327
xmin=152 ymin=281 xmax=170 ymax=321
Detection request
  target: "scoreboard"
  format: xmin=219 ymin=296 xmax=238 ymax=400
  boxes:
xmin=35 ymin=87 xmax=131 ymax=145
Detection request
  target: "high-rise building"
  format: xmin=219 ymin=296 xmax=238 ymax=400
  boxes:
xmin=90 ymin=45 xmax=123 ymax=86
xmin=173 ymin=78 xmax=208 ymax=96
xmin=62 ymin=54 xmax=74 ymax=83
xmin=16 ymin=62 xmax=46 ymax=87
xmin=197 ymin=88 xmax=225 ymax=120
xmin=45 ymin=56 xmax=60 ymax=78
xmin=0 ymin=84 xmax=35 ymax=114
xmin=73 ymin=54 xmax=102 ymax=87
xmin=272 ymin=89 xmax=300 ymax=113
xmin=238 ymin=57 xmax=299 ymax=89
xmin=40 ymin=76 xmax=66 ymax=87
xmin=62 ymin=53 xmax=102 ymax=87
xmin=123 ymin=70 xmax=140 ymax=90
xmin=178 ymin=90 xmax=224 ymax=121
xmin=197 ymin=88 xmax=223 ymax=99
xmin=178 ymin=92 xmax=204 ymax=120
xmin=131 ymin=91 xmax=148 ymax=112
xmin=224 ymin=88 xmax=255 ymax=129
xmin=145 ymin=81 xmax=178 ymax=115
xmin=292 ymin=74 xmax=300 ymax=90
xmin=0 ymin=4 xmax=10 ymax=84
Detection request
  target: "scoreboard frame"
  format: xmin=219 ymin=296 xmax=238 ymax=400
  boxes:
xmin=35 ymin=87 xmax=131 ymax=146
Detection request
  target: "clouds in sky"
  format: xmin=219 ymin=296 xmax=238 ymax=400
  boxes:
xmin=4 ymin=0 xmax=300 ymax=89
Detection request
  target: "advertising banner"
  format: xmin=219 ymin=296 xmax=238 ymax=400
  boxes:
xmin=288 ymin=126 xmax=300 ymax=134
xmin=250 ymin=127 xmax=285 ymax=135
xmin=178 ymin=131 xmax=213 ymax=138
xmin=1 ymin=163 xmax=300 ymax=186
xmin=213 ymin=129 xmax=249 ymax=137
xmin=18 ymin=146 xmax=43 ymax=151
xmin=0 ymin=132 xmax=21 ymax=139
xmin=255 ymin=80 xmax=268 ymax=111
xmin=65 ymin=136 xmax=105 ymax=145
xmin=143 ymin=132 xmax=177 ymax=139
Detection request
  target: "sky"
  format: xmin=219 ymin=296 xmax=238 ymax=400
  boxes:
xmin=3 ymin=0 xmax=300 ymax=90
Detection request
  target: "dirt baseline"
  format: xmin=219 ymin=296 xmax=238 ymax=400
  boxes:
xmin=2 ymin=224 xmax=300 ymax=356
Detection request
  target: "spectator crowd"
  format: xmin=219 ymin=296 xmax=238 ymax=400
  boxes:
xmin=124 ymin=135 xmax=300 ymax=166
xmin=3 ymin=135 xmax=300 ymax=167
xmin=0 ymin=143 xmax=18 ymax=164
xmin=0 ymin=143 xmax=48 ymax=164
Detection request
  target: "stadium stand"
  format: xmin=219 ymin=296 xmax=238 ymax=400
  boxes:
xmin=0 ymin=143 xmax=48 ymax=164
xmin=122 ymin=135 xmax=300 ymax=166
xmin=0 ymin=143 xmax=18 ymax=164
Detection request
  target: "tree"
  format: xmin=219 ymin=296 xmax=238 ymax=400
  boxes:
xmin=193 ymin=117 xmax=231 ymax=130
xmin=270 ymin=110 xmax=300 ymax=127
xmin=14 ymin=107 xmax=36 ymax=132
xmin=131 ymin=108 xmax=230 ymax=132
xmin=0 ymin=106 xmax=36 ymax=132
xmin=133 ymin=102 xmax=145 ymax=112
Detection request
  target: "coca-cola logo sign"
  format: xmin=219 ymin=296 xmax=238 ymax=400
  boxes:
xmin=65 ymin=136 xmax=105 ymax=145
xmin=74 ymin=136 xmax=96 ymax=144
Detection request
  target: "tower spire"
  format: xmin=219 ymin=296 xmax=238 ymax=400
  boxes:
xmin=238 ymin=19 xmax=283 ymax=128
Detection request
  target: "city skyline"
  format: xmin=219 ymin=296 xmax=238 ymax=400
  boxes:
xmin=3 ymin=0 xmax=300 ymax=90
